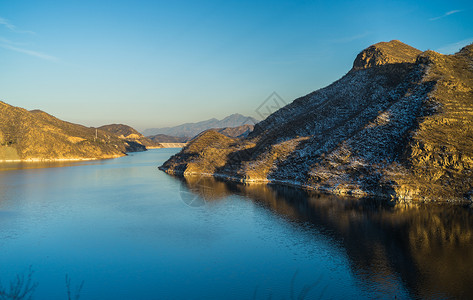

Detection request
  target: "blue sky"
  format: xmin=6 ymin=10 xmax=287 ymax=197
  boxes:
xmin=0 ymin=0 xmax=472 ymax=131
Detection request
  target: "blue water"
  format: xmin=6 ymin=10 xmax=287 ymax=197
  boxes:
xmin=0 ymin=149 xmax=472 ymax=299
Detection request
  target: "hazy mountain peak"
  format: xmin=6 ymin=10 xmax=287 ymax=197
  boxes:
xmin=143 ymin=113 xmax=258 ymax=137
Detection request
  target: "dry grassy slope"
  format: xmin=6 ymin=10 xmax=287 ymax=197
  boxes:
xmin=393 ymin=45 xmax=473 ymax=201
xmin=162 ymin=130 xmax=252 ymax=175
xmin=0 ymin=102 xmax=143 ymax=160
xmin=160 ymin=40 xmax=473 ymax=202
xmin=98 ymin=124 xmax=162 ymax=148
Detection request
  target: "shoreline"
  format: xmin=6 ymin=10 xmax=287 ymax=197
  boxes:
xmin=0 ymin=154 xmax=125 ymax=163
xmin=160 ymin=168 xmax=473 ymax=205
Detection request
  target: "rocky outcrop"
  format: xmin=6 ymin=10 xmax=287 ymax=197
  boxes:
xmin=352 ymin=40 xmax=421 ymax=70
xmin=98 ymin=124 xmax=162 ymax=149
xmin=0 ymin=102 xmax=145 ymax=161
xmin=160 ymin=40 xmax=473 ymax=203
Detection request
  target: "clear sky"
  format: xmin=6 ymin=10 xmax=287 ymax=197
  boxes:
xmin=0 ymin=0 xmax=472 ymax=131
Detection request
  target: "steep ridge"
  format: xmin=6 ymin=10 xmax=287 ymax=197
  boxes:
xmin=160 ymin=40 xmax=473 ymax=202
xmin=0 ymin=102 xmax=144 ymax=161
xmin=98 ymin=124 xmax=162 ymax=149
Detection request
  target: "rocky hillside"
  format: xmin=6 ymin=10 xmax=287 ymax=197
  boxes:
xmin=0 ymin=102 xmax=145 ymax=161
xmin=160 ymin=40 xmax=473 ymax=202
xmin=98 ymin=124 xmax=162 ymax=149
xmin=143 ymin=113 xmax=258 ymax=137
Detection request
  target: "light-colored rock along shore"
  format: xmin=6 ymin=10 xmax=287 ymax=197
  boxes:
xmin=163 ymin=169 xmax=410 ymax=203
xmin=0 ymin=154 xmax=124 ymax=163
xmin=160 ymin=40 xmax=473 ymax=203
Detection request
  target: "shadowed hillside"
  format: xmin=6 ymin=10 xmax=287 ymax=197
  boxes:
xmin=0 ymin=102 xmax=145 ymax=161
xmin=160 ymin=40 xmax=473 ymax=202
xmin=98 ymin=124 xmax=162 ymax=149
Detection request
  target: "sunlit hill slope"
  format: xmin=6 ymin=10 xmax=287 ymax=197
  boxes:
xmin=160 ymin=40 xmax=473 ymax=202
xmin=0 ymin=102 xmax=145 ymax=161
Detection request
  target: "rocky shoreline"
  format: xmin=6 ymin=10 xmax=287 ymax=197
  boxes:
xmin=160 ymin=41 xmax=473 ymax=203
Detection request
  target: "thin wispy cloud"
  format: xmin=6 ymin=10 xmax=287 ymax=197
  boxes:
xmin=436 ymin=37 xmax=473 ymax=54
xmin=0 ymin=16 xmax=58 ymax=61
xmin=429 ymin=10 xmax=462 ymax=21
xmin=0 ymin=36 xmax=27 ymax=46
xmin=0 ymin=44 xmax=58 ymax=61
xmin=0 ymin=17 xmax=35 ymax=34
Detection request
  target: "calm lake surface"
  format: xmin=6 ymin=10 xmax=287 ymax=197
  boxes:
xmin=0 ymin=149 xmax=472 ymax=299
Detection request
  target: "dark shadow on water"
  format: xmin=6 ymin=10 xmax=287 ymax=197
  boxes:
xmin=178 ymin=175 xmax=473 ymax=299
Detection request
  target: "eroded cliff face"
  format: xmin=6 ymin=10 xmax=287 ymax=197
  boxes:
xmin=160 ymin=41 xmax=473 ymax=202
xmin=0 ymin=102 xmax=143 ymax=161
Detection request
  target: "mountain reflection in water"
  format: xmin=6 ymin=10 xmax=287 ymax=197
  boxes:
xmin=178 ymin=175 xmax=473 ymax=299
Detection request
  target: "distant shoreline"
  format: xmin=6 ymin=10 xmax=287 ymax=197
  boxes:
xmin=0 ymin=155 xmax=124 ymax=163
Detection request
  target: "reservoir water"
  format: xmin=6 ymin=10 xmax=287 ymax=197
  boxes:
xmin=0 ymin=149 xmax=472 ymax=299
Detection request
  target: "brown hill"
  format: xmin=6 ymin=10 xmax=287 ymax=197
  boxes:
xmin=98 ymin=124 xmax=162 ymax=149
xmin=160 ymin=40 xmax=473 ymax=203
xmin=0 ymin=102 xmax=145 ymax=161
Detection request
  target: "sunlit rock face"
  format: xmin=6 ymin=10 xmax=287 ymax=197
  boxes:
xmin=352 ymin=40 xmax=421 ymax=70
xmin=0 ymin=102 xmax=145 ymax=161
xmin=160 ymin=41 xmax=473 ymax=202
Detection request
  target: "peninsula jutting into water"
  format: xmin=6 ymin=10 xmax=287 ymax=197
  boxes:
xmin=1 ymin=1 xmax=473 ymax=298
xmin=161 ymin=40 xmax=473 ymax=203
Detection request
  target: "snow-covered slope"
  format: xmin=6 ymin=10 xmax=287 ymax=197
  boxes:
xmin=160 ymin=40 xmax=473 ymax=202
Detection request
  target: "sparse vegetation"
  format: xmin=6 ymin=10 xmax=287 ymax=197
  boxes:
xmin=65 ymin=275 xmax=84 ymax=300
xmin=161 ymin=41 xmax=473 ymax=202
xmin=0 ymin=103 xmax=147 ymax=161
xmin=0 ymin=267 xmax=37 ymax=300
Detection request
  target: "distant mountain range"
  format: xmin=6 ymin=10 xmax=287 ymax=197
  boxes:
xmin=147 ymin=134 xmax=190 ymax=144
xmin=0 ymin=102 xmax=147 ymax=161
xmin=148 ymin=124 xmax=254 ymax=143
xmin=160 ymin=40 xmax=473 ymax=202
xmin=98 ymin=124 xmax=162 ymax=148
xmin=143 ymin=113 xmax=258 ymax=137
